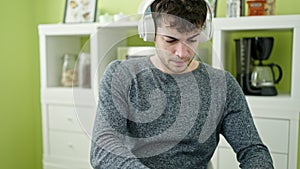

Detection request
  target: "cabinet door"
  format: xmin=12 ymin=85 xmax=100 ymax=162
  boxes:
xmin=49 ymin=130 xmax=91 ymax=159
xmin=272 ymin=153 xmax=288 ymax=169
xmin=46 ymin=104 xmax=95 ymax=169
xmin=218 ymin=148 xmax=239 ymax=169
xmin=254 ymin=118 xmax=289 ymax=154
xmin=48 ymin=104 xmax=95 ymax=134
xmin=48 ymin=105 xmax=83 ymax=132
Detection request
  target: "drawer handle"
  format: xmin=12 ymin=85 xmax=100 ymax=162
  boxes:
xmin=68 ymin=143 xmax=74 ymax=149
xmin=67 ymin=116 xmax=73 ymax=122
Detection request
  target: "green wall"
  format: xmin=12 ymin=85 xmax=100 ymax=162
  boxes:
xmin=0 ymin=0 xmax=39 ymax=168
xmin=0 ymin=0 xmax=299 ymax=169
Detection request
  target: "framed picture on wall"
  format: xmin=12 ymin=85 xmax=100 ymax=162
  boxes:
xmin=63 ymin=0 xmax=98 ymax=23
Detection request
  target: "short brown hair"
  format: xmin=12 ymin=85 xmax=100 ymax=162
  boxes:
xmin=150 ymin=0 xmax=208 ymax=32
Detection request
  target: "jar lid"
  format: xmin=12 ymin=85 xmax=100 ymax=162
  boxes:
xmin=79 ymin=52 xmax=91 ymax=59
xmin=62 ymin=53 xmax=77 ymax=59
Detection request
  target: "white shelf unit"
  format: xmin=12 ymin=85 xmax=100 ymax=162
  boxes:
xmin=38 ymin=22 xmax=138 ymax=169
xmin=211 ymin=15 xmax=300 ymax=169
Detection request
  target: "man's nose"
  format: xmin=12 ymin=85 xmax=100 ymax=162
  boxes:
xmin=174 ymin=42 xmax=190 ymax=59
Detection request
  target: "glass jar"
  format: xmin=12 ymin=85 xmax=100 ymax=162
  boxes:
xmin=78 ymin=52 xmax=91 ymax=88
xmin=227 ymin=0 xmax=241 ymax=17
xmin=264 ymin=0 xmax=275 ymax=15
xmin=61 ymin=54 xmax=78 ymax=87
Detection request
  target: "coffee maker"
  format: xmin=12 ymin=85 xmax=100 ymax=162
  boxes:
xmin=235 ymin=37 xmax=283 ymax=96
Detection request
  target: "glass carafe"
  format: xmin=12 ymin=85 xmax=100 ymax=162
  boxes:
xmin=251 ymin=63 xmax=282 ymax=87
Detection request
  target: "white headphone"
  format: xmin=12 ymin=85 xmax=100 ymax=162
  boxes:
xmin=138 ymin=0 xmax=213 ymax=43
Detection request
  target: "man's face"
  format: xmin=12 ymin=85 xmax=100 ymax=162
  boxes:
xmin=153 ymin=18 xmax=201 ymax=74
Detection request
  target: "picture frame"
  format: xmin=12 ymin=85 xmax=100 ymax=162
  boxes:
xmin=63 ymin=0 xmax=98 ymax=23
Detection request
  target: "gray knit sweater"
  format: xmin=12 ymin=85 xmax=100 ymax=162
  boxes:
xmin=90 ymin=57 xmax=274 ymax=169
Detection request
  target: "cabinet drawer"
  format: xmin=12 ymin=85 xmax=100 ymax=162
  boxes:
xmin=218 ymin=148 xmax=239 ymax=169
xmin=49 ymin=131 xmax=91 ymax=160
xmin=254 ymin=118 xmax=289 ymax=154
xmin=48 ymin=105 xmax=91 ymax=132
xmin=219 ymin=118 xmax=289 ymax=154
xmin=217 ymin=147 xmax=287 ymax=169
xmin=272 ymin=153 xmax=288 ymax=169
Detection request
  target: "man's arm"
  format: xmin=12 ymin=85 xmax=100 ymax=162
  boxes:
xmin=90 ymin=61 xmax=150 ymax=169
xmin=221 ymin=72 xmax=274 ymax=169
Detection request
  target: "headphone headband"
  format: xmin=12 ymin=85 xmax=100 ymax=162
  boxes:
xmin=138 ymin=0 xmax=213 ymax=42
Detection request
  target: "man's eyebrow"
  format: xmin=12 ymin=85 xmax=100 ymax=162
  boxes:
xmin=162 ymin=33 xmax=200 ymax=40
xmin=187 ymin=33 xmax=200 ymax=40
xmin=163 ymin=35 xmax=178 ymax=40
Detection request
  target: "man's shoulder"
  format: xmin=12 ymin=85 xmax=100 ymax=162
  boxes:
xmin=200 ymin=63 xmax=227 ymax=76
xmin=122 ymin=57 xmax=150 ymax=68
xmin=108 ymin=57 xmax=149 ymax=69
xmin=103 ymin=57 xmax=150 ymax=79
xmin=199 ymin=63 xmax=237 ymax=85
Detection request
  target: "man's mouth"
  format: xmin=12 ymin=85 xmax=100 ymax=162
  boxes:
xmin=171 ymin=60 xmax=186 ymax=67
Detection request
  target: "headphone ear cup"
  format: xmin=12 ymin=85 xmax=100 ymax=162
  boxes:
xmin=138 ymin=14 xmax=156 ymax=42
xmin=138 ymin=17 xmax=145 ymax=39
xmin=199 ymin=20 xmax=213 ymax=43
xmin=199 ymin=1 xmax=213 ymax=43
xmin=138 ymin=0 xmax=156 ymax=42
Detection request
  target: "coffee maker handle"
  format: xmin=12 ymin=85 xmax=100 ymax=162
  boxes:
xmin=270 ymin=63 xmax=283 ymax=84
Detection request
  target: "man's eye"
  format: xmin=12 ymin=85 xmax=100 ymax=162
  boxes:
xmin=188 ymin=39 xmax=197 ymax=43
xmin=165 ymin=39 xmax=176 ymax=43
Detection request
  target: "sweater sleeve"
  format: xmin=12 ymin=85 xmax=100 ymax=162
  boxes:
xmin=221 ymin=72 xmax=274 ymax=169
xmin=90 ymin=61 xmax=150 ymax=169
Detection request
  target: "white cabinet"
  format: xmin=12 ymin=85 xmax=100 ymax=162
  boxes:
xmin=215 ymin=116 xmax=291 ymax=169
xmin=211 ymin=15 xmax=300 ymax=169
xmin=38 ymin=21 xmax=138 ymax=169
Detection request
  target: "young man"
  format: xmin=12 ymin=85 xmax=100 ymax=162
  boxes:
xmin=90 ymin=0 xmax=274 ymax=168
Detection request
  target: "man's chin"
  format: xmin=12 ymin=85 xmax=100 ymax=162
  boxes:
xmin=167 ymin=66 xmax=189 ymax=74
